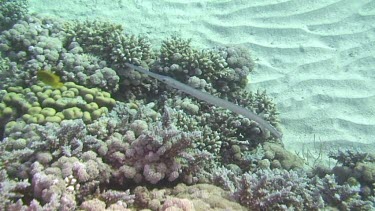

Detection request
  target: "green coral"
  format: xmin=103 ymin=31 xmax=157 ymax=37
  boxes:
xmin=0 ymin=82 xmax=116 ymax=136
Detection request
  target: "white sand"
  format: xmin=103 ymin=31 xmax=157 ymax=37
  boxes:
xmin=29 ymin=0 xmax=375 ymax=154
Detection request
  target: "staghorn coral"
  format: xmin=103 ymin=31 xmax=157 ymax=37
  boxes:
xmin=117 ymin=36 xmax=282 ymax=157
xmin=108 ymin=34 xmax=154 ymax=68
xmin=235 ymin=169 xmax=323 ymax=210
xmin=1 ymin=119 xmax=110 ymax=179
xmin=111 ymin=124 xmax=201 ymax=184
xmin=158 ymin=36 xmax=227 ymax=82
xmin=0 ymin=99 xmax=208 ymax=207
xmin=0 ymin=169 xmax=31 ymax=210
xmin=211 ymin=165 xmax=375 ymax=211
xmin=329 ymin=149 xmax=375 ymax=169
xmin=313 ymin=174 xmax=375 ymax=210
xmin=118 ymin=36 xmax=256 ymax=102
xmin=212 ymin=167 xmax=324 ymax=210
xmin=0 ymin=102 xmax=210 ymax=209
xmin=102 ymin=103 xmax=205 ymax=185
xmin=97 ymin=102 xmax=214 ymax=185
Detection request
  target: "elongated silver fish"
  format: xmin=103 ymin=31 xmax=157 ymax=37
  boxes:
xmin=125 ymin=63 xmax=282 ymax=139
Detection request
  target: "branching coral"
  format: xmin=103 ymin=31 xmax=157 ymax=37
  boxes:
xmin=125 ymin=63 xmax=282 ymax=140
xmin=0 ymin=16 xmax=120 ymax=92
xmin=329 ymin=149 xmax=375 ymax=203
xmin=212 ymin=165 xmax=375 ymax=211
xmin=102 ymin=103 xmax=205 ymax=184
xmin=0 ymin=9 xmax=374 ymax=210
xmin=232 ymin=168 xmax=323 ymax=210
xmin=0 ymin=0 xmax=28 ymax=31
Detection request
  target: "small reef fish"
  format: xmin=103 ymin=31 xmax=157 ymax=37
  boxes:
xmin=37 ymin=70 xmax=64 ymax=88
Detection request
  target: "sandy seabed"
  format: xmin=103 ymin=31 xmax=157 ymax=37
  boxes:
xmin=29 ymin=0 xmax=375 ymax=157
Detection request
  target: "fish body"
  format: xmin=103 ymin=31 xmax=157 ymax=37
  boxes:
xmin=36 ymin=70 xmax=63 ymax=88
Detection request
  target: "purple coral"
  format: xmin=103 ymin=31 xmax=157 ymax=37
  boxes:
xmin=111 ymin=122 xmax=201 ymax=184
xmin=212 ymin=168 xmax=324 ymax=211
xmin=235 ymin=169 xmax=323 ymax=210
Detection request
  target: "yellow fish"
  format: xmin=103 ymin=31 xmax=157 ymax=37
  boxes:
xmin=37 ymin=70 xmax=64 ymax=88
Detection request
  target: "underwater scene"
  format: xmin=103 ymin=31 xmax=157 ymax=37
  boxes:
xmin=0 ymin=0 xmax=374 ymax=210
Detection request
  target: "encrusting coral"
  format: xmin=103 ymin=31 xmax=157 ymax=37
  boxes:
xmin=0 ymin=81 xmax=116 ymax=139
xmin=133 ymin=183 xmax=247 ymax=210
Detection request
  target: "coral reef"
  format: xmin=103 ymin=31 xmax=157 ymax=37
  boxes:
xmin=0 ymin=102 xmax=211 ymax=209
xmin=263 ymin=142 xmax=304 ymax=170
xmin=65 ymin=20 xmax=155 ymax=67
xmin=0 ymin=4 xmax=374 ymax=210
xmin=329 ymin=150 xmax=375 ymax=201
xmin=109 ymin=113 xmax=203 ymax=184
xmin=0 ymin=15 xmax=120 ymax=92
xmin=156 ymin=36 xmax=252 ymax=97
xmin=162 ymin=91 xmax=281 ymax=166
xmin=0 ymin=0 xmax=28 ymax=31
xmin=313 ymin=174 xmax=374 ymax=210
xmin=0 ymin=82 xmax=116 ymax=139
xmin=212 ymin=166 xmax=374 ymax=211
xmin=133 ymin=183 xmax=246 ymax=210
xmin=231 ymin=168 xmax=324 ymax=210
